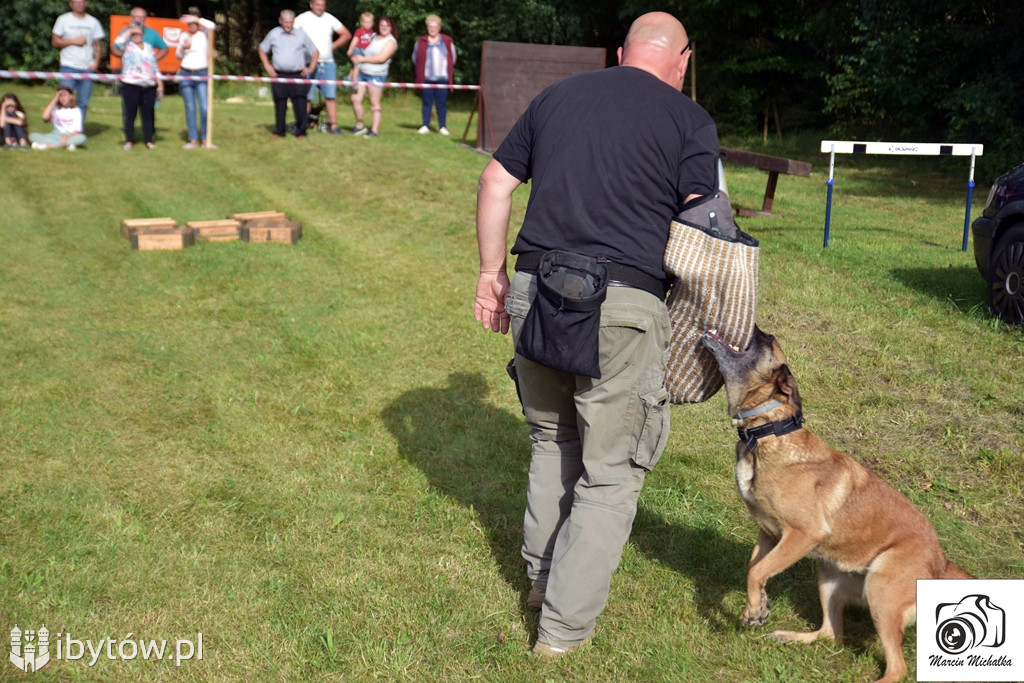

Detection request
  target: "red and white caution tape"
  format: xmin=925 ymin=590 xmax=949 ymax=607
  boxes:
xmin=0 ymin=69 xmax=479 ymax=89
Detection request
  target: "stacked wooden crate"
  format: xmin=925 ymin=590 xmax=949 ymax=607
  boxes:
xmin=122 ymin=211 xmax=302 ymax=250
xmin=231 ymin=211 xmax=303 ymax=245
xmin=121 ymin=217 xmax=194 ymax=251
xmin=187 ymin=219 xmax=242 ymax=242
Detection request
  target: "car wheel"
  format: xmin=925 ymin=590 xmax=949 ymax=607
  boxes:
xmin=988 ymin=224 xmax=1024 ymax=325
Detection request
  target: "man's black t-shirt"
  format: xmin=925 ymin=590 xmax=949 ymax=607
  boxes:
xmin=494 ymin=65 xmax=719 ymax=282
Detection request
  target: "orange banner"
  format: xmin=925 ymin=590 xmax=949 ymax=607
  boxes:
xmin=109 ymin=15 xmax=187 ymax=73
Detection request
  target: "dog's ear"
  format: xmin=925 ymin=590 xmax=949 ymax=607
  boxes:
xmin=774 ymin=364 xmax=802 ymax=410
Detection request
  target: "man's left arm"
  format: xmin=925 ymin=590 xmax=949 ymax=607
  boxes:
xmin=152 ymin=32 xmax=168 ymax=60
xmin=332 ymin=23 xmax=351 ymax=52
xmin=681 ymin=120 xmax=720 ymax=205
xmin=90 ymin=29 xmax=103 ymax=70
xmin=302 ymin=49 xmax=320 ymax=75
xmin=474 ymin=158 xmax=522 ymax=335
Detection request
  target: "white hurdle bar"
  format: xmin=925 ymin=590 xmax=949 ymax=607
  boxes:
xmin=820 ymin=140 xmax=984 ymax=250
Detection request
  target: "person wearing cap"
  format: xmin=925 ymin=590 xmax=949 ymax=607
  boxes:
xmin=258 ymin=10 xmax=319 ymax=139
xmin=111 ymin=7 xmax=168 ymax=61
xmin=293 ymin=0 xmax=351 ymax=135
xmin=176 ymin=8 xmax=217 ymax=149
xmin=51 ymin=0 xmax=105 ymax=125
xmin=28 ymin=86 xmax=87 ymax=150
xmin=114 ymin=22 xmax=161 ymax=149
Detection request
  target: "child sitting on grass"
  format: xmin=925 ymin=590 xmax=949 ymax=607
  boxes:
xmin=1 ymin=93 xmax=29 ymax=148
xmin=29 ymin=86 xmax=87 ymax=151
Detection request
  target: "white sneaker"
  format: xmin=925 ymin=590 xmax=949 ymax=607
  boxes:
xmin=417 ymin=125 xmax=430 ymax=134
xmin=66 ymin=144 xmax=76 ymax=151
xmin=439 ymin=127 xmax=450 ymax=136
xmin=31 ymin=141 xmax=48 ymax=150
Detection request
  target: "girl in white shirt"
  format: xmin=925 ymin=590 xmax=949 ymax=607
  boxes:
xmin=29 ymin=86 xmax=87 ymax=150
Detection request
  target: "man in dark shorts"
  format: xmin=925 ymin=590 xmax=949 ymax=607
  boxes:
xmin=474 ymin=11 xmax=719 ymax=657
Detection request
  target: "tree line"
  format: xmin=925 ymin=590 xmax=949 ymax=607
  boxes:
xmin=4 ymin=0 xmax=1020 ymax=178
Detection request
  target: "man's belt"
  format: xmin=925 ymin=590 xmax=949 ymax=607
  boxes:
xmin=515 ymin=251 xmax=667 ymax=300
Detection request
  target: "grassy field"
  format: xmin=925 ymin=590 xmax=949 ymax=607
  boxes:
xmin=1 ymin=83 xmax=1022 ymax=682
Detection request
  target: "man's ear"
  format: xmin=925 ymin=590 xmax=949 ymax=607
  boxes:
xmin=678 ymin=51 xmax=690 ymax=84
xmin=616 ymin=46 xmax=623 ymax=65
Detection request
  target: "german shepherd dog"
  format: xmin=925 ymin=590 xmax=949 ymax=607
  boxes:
xmin=701 ymin=327 xmax=972 ymax=683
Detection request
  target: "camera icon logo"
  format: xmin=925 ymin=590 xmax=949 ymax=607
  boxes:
xmin=935 ymin=594 xmax=1005 ymax=655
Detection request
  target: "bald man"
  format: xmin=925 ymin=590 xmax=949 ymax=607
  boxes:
xmin=258 ymin=9 xmax=318 ymax=138
xmin=474 ymin=12 xmax=719 ymax=656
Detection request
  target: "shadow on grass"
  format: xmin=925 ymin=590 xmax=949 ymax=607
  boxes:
xmin=891 ymin=264 xmax=987 ymax=312
xmin=629 ymin=509 xmax=760 ymax=631
xmin=382 ymin=372 xmax=530 ymax=604
xmin=82 ymin=120 xmax=112 ymax=138
xmin=383 ymin=371 xmax=777 ymax=632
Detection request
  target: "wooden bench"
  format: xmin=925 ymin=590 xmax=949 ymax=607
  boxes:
xmin=720 ymin=147 xmax=812 ymax=217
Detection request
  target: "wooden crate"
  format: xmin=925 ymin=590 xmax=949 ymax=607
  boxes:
xmin=187 ymin=219 xmax=241 ymax=242
xmin=240 ymin=220 xmax=302 ymax=244
xmin=228 ymin=211 xmax=287 ymax=222
xmin=120 ymin=217 xmax=177 ymax=240
xmin=131 ymin=226 xmax=195 ymax=251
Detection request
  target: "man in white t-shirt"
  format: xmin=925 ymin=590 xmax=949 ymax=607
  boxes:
xmin=294 ymin=0 xmax=351 ymax=134
xmin=51 ymin=0 xmax=105 ymax=125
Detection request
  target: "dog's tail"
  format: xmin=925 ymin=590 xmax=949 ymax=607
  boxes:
xmin=940 ymin=559 xmax=975 ymax=579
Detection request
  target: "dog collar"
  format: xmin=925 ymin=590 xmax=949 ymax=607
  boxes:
xmin=733 ymin=400 xmax=783 ymax=421
xmin=737 ymin=412 xmax=804 ymax=452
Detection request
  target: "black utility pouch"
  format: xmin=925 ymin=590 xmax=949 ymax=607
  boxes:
xmin=515 ymin=250 xmax=608 ymax=378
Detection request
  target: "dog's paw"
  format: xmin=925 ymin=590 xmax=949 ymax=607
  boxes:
xmin=766 ymin=629 xmax=825 ymax=645
xmin=765 ymin=630 xmax=793 ymax=643
xmin=742 ymin=590 xmax=770 ymax=627
xmin=742 ymin=603 xmax=770 ymax=627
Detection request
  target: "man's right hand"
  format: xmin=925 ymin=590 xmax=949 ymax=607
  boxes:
xmin=474 ymin=271 xmax=511 ymax=335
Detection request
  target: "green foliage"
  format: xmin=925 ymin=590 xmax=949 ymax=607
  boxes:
xmin=823 ymin=0 xmax=1024 ymax=183
xmin=0 ymin=0 xmax=129 ymax=71
xmin=377 ymin=0 xmax=622 ymax=87
xmin=664 ymin=0 xmax=849 ymax=137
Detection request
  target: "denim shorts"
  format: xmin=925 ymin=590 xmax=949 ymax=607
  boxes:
xmin=357 ymin=72 xmax=386 ymax=88
xmin=309 ymin=62 xmax=337 ymax=99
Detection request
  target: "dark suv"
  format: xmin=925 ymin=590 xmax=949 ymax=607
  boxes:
xmin=972 ymin=162 xmax=1024 ymax=324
